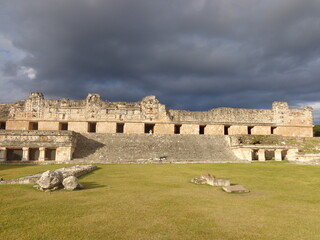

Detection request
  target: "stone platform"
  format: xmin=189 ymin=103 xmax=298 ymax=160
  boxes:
xmin=73 ymin=133 xmax=243 ymax=163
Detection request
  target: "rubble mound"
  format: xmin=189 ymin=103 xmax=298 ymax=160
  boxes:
xmin=191 ymin=173 xmax=230 ymax=187
xmin=37 ymin=170 xmax=63 ymax=191
xmin=191 ymin=173 xmax=249 ymax=193
xmin=62 ymin=176 xmax=83 ymax=190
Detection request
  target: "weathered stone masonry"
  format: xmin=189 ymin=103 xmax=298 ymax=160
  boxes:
xmin=0 ymin=130 xmax=76 ymax=162
xmin=0 ymin=92 xmax=314 ymax=162
xmin=0 ymin=92 xmax=313 ymax=136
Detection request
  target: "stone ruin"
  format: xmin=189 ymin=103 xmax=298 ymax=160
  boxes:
xmin=0 ymin=165 xmax=97 ymax=191
xmin=191 ymin=173 xmax=249 ymax=193
xmin=36 ymin=170 xmax=83 ymax=191
xmin=191 ymin=173 xmax=231 ymax=187
xmin=0 ymin=92 xmax=315 ymax=164
xmin=0 ymin=93 xmax=313 ymax=138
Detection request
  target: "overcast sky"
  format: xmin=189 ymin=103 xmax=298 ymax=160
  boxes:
xmin=1 ymin=0 xmax=320 ymax=122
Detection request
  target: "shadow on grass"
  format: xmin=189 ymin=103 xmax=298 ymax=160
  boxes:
xmin=82 ymin=181 xmax=107 ymax=189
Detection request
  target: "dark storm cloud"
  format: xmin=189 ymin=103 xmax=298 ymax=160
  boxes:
xmin=1 ymin=0 xmax=320 ymax=120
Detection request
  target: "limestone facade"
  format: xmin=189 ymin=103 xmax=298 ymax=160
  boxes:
xmin=0 ymin=92 xmax=314 ymax=137
xmin=0 ymin=130 xmax=76 ymax=162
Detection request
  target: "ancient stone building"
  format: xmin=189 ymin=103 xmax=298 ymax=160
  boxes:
xmin=0 ymin=92 xmax=314 ymax=163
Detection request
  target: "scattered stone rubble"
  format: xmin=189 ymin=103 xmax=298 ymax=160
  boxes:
xmin=62 ymin=176 xmax=83 ymax=191
xmin=36 ymin=170 xmax=64 ymax=191
xmin=191 ymin=173 xmax=230 ymax=187
xmin=191 ymin=173 xmax=249 ymax=193
xmin=0 ymin=165 xmax=97 ymax=191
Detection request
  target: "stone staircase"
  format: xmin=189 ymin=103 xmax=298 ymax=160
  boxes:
xmin=72 ymin=133 xmax=242 ymax=163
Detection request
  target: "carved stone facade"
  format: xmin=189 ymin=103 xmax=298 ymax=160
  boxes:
xmin=0 ymin=92 xmax=314 ymax=137
xmin=0 ymin=92 xmax=315 ymax=163
xmin=0 ymin=131 xmax=76 ymax=162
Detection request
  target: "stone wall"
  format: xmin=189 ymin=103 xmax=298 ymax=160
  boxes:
xmin=154 ymin=123 xmax=174 ymax=134
xmin=0 ymin=93 xmax=314 ymax=137
xmin=38 ymin=121 xmax=60 ymax=131
xmin=0 ymin=130 xmax=76 ymax=162
xmin=229 ymin=135 xmax=320 ymax=162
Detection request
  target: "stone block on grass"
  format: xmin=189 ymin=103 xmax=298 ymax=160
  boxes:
xmin=222 ymin=185 xmax=250 ymax=193
xmin=214 ymin=178 xmax=230 ymax=187
xmin=36 ymin=170 xmax=63 ymax=191
xmin=62 ymin=176 xmax=83 ymax=190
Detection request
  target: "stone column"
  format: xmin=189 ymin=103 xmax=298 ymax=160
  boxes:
xmin=247 ymin=149 xmax=253 ymax=161
xmin=0 ymin=147 xmax=6 ymax=162
xmin=286 ymin=149 xmax=298 ymax=161
xmin=275 ymin=149 xmax=282 ymax=161
xmin=258 ymin=149 xmax=266 ymax=161
xmin=22 ymin=147 xmax=29 ymax=161
xmin=39 ymin=147 xmax=45 ymax=162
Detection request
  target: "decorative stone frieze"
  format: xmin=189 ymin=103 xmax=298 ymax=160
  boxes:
xmin=0 ymin=93 xmax=313 ymax=136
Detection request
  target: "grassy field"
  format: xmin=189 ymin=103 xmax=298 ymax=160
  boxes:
xmin=1 ymin=162 xmax=320 ymax=240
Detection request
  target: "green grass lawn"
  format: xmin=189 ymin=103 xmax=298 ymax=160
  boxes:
xmin=1 ymin=162 xmax=320 ymax=240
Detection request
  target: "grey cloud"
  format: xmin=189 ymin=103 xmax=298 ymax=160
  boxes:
xmin=1 ymin=0 xmax=320 ymax=121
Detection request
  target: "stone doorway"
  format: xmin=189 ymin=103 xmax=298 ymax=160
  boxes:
xmin=252 ymin=150 xmax=259 ymax=160
xmin=45 ymin=148 xmax=56 ymax=161
xmin=145 ymin=124 xmax=155 ymax=134
xmin=265 ymin=150 xmax=275 ymax=160
xmin=281 ymin=150 xmax=288 ymax=160
xmin=116 ymin=123 xmax=124 ymax=133
xmin=29 ymin=148 xmax=40 ymax=161
xmin=88 ymin=122 xmax=97 ymax=133
xmin=199 ymin=125 xmax=206 ymax=135
xmin=7 ymin=149 xmax=23 ymax=161
xmin=224 ymin=126 xmax=230 ymax=135
xmin=174 ymin=124 xmax=181 ymax=134
xmin=60 ymin=122 xmax=68 ymax=130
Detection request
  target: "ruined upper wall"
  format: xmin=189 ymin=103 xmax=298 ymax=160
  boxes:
xmin=0 ymin=103 xmax=13 ymax=120
xmin=0 ymin=92 xmax=313 ymax=127
xmin=169 ymin=102 xmax=313 ymax=126
xmin=4 ymin=93 xmax=170 ymax=122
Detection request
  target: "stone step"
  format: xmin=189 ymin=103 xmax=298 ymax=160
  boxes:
xmin=73 ymin=133 xmax=242 ymax=163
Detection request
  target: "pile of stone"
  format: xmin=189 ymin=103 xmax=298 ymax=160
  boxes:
xmin=0 ymin=165 xmax=97 ymax=192
xmin=191 ymin=173 xmax=230 ymax=187
xmin=191 ymin=173 xmax=249 ymax=193
xmin=54 ymin=165 xmax=98 ymax=178
xmin=35 ymin=170 xmax=83 ymax=191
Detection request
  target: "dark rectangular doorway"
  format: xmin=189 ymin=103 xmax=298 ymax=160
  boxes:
xmin=29 ymin=148 xmax=40 ymax=161
xmin=45 ymin=148 xmax=56 ymax=161
xmin=252 ymin=150 xmax=259 ymax=161
xmin=116 ymin=123 xmax=124 ymax=133
xmin=0 ymin=121 xmax=6 ymax=129
xmin=265 ymin=150 xmax=275 ymax=160
xmin=88 ymin=122 xmax=97 ymax=133
xmin=30 ymin=122 xmax=38 ymax=130
xmin=7 ymin=149 xmax=23 ymax=161
xmin=174 ymin=124 xmax=181 ymax=134
xmin=199 ymin=125 xmax=206 ymax=135
xmin=145 ymin=124 xmax=155 ymax=134
xmin=224 ymin=126 xmax=230 ymax=135
xmin=248 ymin=126 xmax=254 ymax=135
xmin=60 ymin=122 xmax=68 ymax=130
